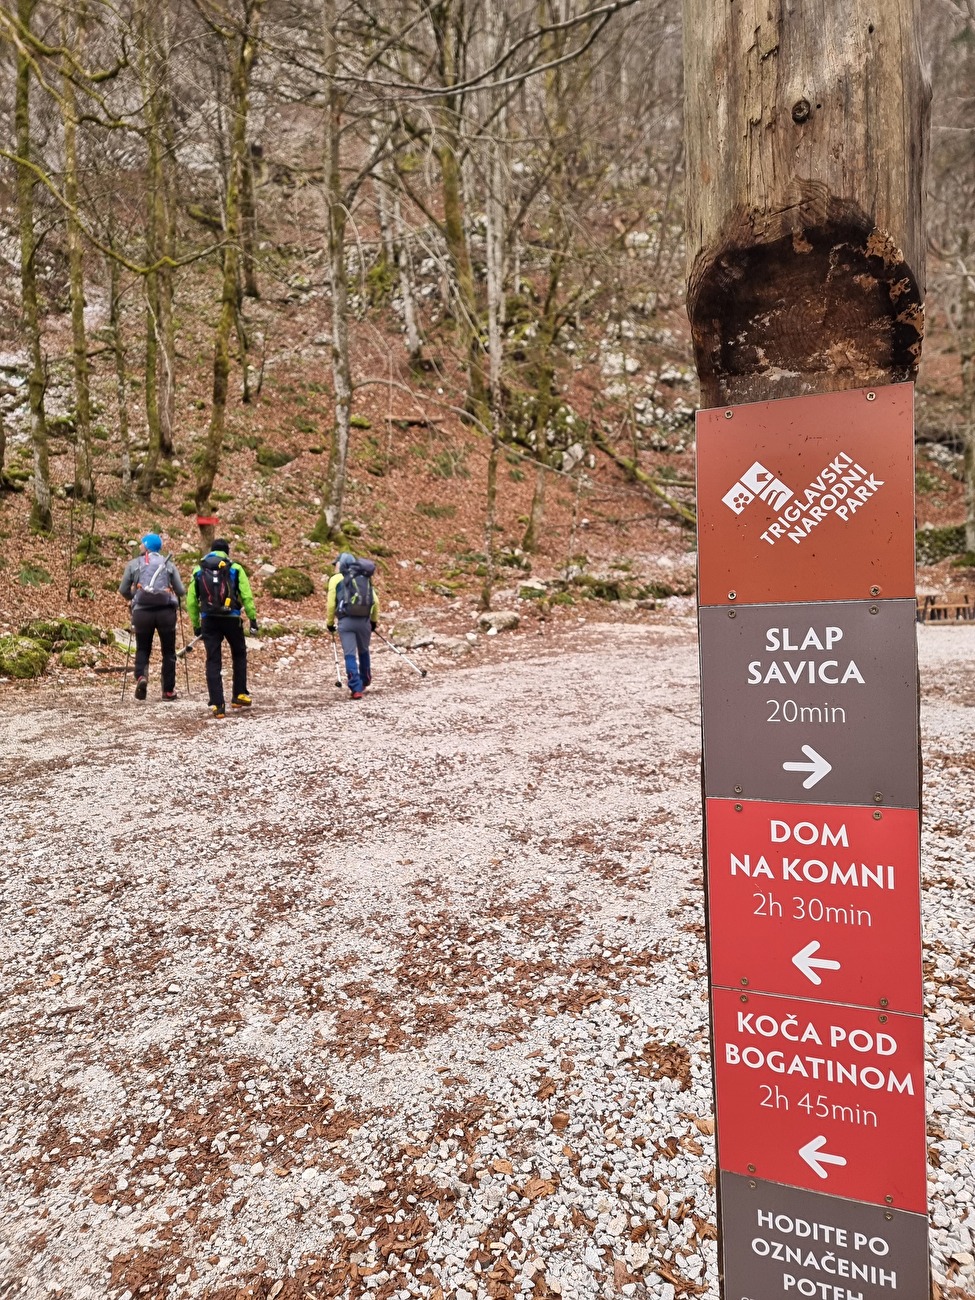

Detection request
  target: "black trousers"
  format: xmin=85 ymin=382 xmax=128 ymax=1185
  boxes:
xmin=131 ymin=605 xmax=178 ymax=693
xmin=202 ymin=617 xmax=248 ymax=707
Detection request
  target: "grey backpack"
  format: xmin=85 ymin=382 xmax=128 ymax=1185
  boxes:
xmin=135 ymin=553 xmax=175 ymax=608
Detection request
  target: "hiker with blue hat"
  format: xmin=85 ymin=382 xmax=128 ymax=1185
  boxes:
xmin=119 ymin=533 xmax=186 ymax=701
xmin=326 ymin=552 xmax=379 ymax=699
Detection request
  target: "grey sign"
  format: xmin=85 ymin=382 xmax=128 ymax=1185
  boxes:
xmin=720 ymin=1171 xmax=930 ymax=1300
xmin=699 ymin=599 xmax=919 ymax=808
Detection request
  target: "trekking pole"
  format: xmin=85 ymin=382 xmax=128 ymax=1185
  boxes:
xmin=177 ymin=601 xmax=192 ymax=697
xmin=375 ymin=629 xmax=427 ymax=678
xmin=119 ymin=627 xmax=133 ymax=702
xmin=330 ymin=632 xmax=343 ymax=689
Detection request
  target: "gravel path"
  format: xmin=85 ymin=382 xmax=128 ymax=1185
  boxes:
xmin=0 ymin=615 xmax=973 ymax=1300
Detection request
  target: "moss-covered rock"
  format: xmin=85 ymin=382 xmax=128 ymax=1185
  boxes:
xmin=261 ymin=621 xmax=290 ymax=638
xmin=20 ymin=618 xmax=103 ymax=647
xmin=264 ymin=567 xmax=315 ymax=601
xmin=59 ymin=645 xmax=99 ymax=669
xmin=916 ymin=523 xmax=966 ymax=566
xmin=0 ymin=636 xmax=50 ymax=679
xmin=256 ymin=446 xmax=297 ymax=469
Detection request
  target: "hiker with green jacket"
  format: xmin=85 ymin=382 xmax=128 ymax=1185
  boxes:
xmin=186 ymin=538 xmax=258 ymax=718
xmin=327 ymin=552 xmax=378 ymax=699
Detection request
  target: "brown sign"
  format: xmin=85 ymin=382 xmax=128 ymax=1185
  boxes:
xmin=720 ymin=1172 xmax=930 ymax=1300
xmin=699 ymin=599 xmax=919 ymax=808
xmin=696 ymin=384 xmax=915 ymax=607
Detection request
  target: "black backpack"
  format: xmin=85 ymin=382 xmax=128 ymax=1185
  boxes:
xmin=337 ymin=560 xmax=375 ymax=619
xmin=195 ymin=553 xmax=241 ymax=616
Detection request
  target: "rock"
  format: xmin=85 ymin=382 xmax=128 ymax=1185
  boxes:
xmin=264 ymin=567 xmax=315 ymax=601
xmin=0 ymin=635 xmax=50 ymax=679
xmin=391 ymin=621 xmax=436 ymax=649
xmin=59 ymin=645 xmax=99 ymax=669
xmin=20 ymin=618 xmax=102 ymax=647
xmin=478 ymin=611 xmax=519 ymax=633
xmin=258 ymin=563 xmax=277 ymax=576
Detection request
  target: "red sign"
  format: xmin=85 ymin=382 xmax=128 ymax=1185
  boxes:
xmin=712 ymin=987 xmax=926 ymax=1212
xmin=696 ymin=384 xmax=915 ymax=606
xmin=706 ymin=800 xmax=922 ymax=1013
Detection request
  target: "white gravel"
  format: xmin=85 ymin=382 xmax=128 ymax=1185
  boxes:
xmin=0 ymin=614 xmax=972 ymax=1299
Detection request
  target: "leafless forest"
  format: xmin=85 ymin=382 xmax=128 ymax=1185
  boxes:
xmin=0 ymin=0 xmax=973 ymax=622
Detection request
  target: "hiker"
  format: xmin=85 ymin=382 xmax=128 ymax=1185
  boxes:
xmin=327 ymin=552 xmax=378 ymax=700
xmin=119 ymin=533 xmax=186 ymax=701
xmin=186 ymin=537 xmax=259 ymax=718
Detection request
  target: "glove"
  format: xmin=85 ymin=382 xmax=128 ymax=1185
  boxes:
xmin=370 ymin=621 xmax=377 ymax=632
xmin=249 ymin=620 xmax=259 ymax=635
xmin=327 ymin=624 xmax=336 ymax=634
xmin=193 ymin=626 xmax=201 ymax=637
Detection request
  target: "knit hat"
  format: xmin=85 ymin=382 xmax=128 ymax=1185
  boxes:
xmin=212 ymin=537 xmax=230 ymax=553
xmin=141 ymin=533 xmax=162 ymax=552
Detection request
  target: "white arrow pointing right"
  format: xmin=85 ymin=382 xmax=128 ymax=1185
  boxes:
xmin=799 ymin=1135 xmax=847 ymax=1180
xmin=792 ymin=940 xmax=842 ymax=986
xmin=782 ymin=744 xmax=833 ymax=789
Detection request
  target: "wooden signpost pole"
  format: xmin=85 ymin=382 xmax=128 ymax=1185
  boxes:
xmin=683 ymin=4 xmax=932 ymax=1297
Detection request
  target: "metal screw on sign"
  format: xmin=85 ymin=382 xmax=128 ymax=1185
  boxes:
xmin=880 ymin=998 xmax=889 ymax=1008
xmin=747 ymin=1164 xmax=756 ymax=1173
xmin=728 ymin=609 xmax=737 ymax=619
xmin=884 ymin=1213 xmax=893 ymax=1222
xmin=885 ymin=1195 xmax=894 ymax=1205
xmin=724 ymin=410 xmax=734 ymax=419
xmin=728 ymin=590 xmax=737 ymax=601
xmin=879 ymin=1014 xmax=889 ymax=1024
xmin=749 ymin=1180 xmax=757 ymax=1190
xmin=734 ymin=785 xmax=743 ymax=794
xmin=740 ymin=995 xmax=749 ymax=1004
xmin=870 ymin=585 xmax=881 ymax=596
xmin=874 ymin=793 xmax=884 ymax=804
xmin=740 ymin=978 xmax=749 ymax=986
xmin=869 ymin=605 xmax=879 ymax=614
xmin=734 ymin=803 xmax=743 ymax=812
xmin=873 ymin=811 xmax=883 ymax=820
xmin=866 ymin=391 xmax=877 ymax=401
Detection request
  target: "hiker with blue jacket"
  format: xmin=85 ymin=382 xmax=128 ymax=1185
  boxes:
xmin=186 ymin=538 xmax=259 ymax=718
xmin=327 ymin=552 xmax=378 ymax=700
xmin=119 ymin=533 xmax=186 ymax=701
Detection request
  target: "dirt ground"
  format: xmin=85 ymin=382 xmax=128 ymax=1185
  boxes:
xmin=1 ymin=614 xmax=973 ymax=1300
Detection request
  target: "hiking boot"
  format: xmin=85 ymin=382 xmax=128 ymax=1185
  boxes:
xmin=231 ymin=693 xmax=252 ymax=709
xmin=363 ymin=674 xmax=372 ymax=688
xmin=161 ymin=690 xmax=178 ymax=701
xmin=351 ymin=691 xmax=363 ymax=700
xmin=209 ymin=703 xmax=226 ymax=719
xmin=134 ymin=676 xmax=148 ymax=700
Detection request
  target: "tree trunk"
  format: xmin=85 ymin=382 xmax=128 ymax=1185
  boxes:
xmin=194 ymin=0 xmax=263 ymax=537
xmin=394 ymin=192 xmax=424 ymax=366
xmin=61 ymin=17 xmax=95 ymax=505
xmin=16 ymin=0 xmax=52 ymax=534
xmin=136 ymin=0 xmax=165 ymax=498
xmin=108 ymin=250 xmax=133 ymax=494
xmin=157 ymin=6 xmax=176 ymax=460
xmin=319 ymin=0 xmax=353 ymax=541
xmin=683 ymin=0 xmax=929 ymax=407
xmin=240 ymin=141 xmax=260 ymax=298
xmin=434 ymin=3 xmax=490 ymax=429
xmin=961 ymin=252 xmax=975 ymax=553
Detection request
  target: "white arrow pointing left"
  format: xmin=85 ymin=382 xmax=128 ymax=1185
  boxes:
xmin=799 ymin=1136 xmax=847 ymax=1180
xmin=792 ymin=940 xmax=842 ymax=986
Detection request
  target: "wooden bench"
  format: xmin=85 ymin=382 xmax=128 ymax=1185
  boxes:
xmin=916 ymin=592 xmax=975 ymax=623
